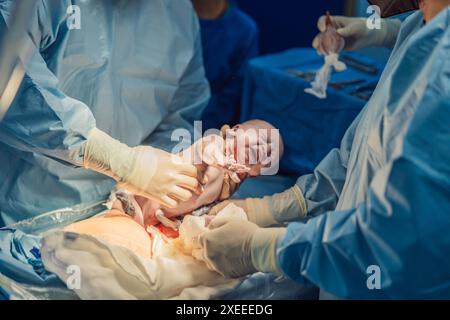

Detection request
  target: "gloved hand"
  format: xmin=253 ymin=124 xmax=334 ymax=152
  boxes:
xmin=192 ymin=217 xmax=286 ymax=278
xmin=312 ymin=16 xmax=402 ymax=51
xmin=84 ymin=128 xmax=199 ymax=208
xmin=208 ymin=186 xmax=307 ymax=227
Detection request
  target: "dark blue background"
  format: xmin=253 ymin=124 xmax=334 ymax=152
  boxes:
xmin=236 ymin=0 xmax=347 ymax=54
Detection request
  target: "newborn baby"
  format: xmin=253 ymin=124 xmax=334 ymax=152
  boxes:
xmin=41 ymin=120 xmax=283 ymax=300
xmin=133 ymin=119 xmax=283 ymax=226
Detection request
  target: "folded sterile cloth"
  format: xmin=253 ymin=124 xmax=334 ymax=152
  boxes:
xmin=40 ymin=204 xmax=246 ymax=300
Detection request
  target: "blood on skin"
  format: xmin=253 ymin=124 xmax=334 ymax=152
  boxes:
xmin=155 ymin=223 xmax=180 ymax=238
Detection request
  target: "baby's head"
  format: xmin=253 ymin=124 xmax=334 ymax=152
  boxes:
xmin=222 ymin=119 xmax=284 ymax=176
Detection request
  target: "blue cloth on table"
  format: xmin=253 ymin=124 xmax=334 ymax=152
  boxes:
xmin=241 ymin=48 xmax=386 ymax=176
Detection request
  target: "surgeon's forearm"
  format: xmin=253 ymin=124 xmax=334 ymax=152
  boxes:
xmin=277 ymin=156 xmax=450 ymax=299
xmin=293 ymin=110 xmax=363 ymax=218
xmin=0 ymin=1 xmax=97 ymax=167
xmin=381 ymin=19 xmax=402 ymax=48
xmin=295 ymin=147 xmax=350 ymax=217
xmin=276 ymin=204 xmax=397 ymax=298
xmin=83 ymin=128 xmax=134 ymax=179
xmin=0 ymin=85 xmax=95 ymax=167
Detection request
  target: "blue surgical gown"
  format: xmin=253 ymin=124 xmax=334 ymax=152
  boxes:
xmin=200 ymin=1 xmax=259 ymax=131
xmin=277 ymin=9 xmax=450 ymax=299
xmin=0 ymin=0 xmax=209 ymax=226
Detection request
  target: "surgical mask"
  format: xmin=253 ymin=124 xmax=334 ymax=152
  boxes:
xmin=368 ymin=0 xmax=420 ymax=17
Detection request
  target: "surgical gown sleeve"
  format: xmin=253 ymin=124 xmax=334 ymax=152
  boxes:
xmin=0 ymin=1 xmax=96 ymax=166
xmin=278 ymin=95 xmax=450 ymax=299
xmin=144 ymin=10 xmax=210 ymax=152
xmin=293 ymin=111 xmax=362 ymax=217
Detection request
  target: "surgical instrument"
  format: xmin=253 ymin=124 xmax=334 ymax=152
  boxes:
xmin=329 ymin=79 xmax=366 ymax=90
xmin=340 ymin=56 xmax=379 ymax=75
xmin=287 ymin=69 xmax=316 ymax=81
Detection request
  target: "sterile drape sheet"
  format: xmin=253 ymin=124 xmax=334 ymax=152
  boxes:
xmin=40 ymin=230 xmax=240 ymax=300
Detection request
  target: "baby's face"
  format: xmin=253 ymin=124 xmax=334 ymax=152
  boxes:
xmin=226 ymin=122 xmax=280 ymax=177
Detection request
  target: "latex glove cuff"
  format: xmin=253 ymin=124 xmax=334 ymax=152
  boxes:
xmin=245 ymin=197 xmax=277 ymax=227
xmin=83 ymin=128 xmax=136 ymax=181
xmin=271 ymin=185 xmax=307 ymax=222
xmin=372 ymin=18 xmax=402 ymax=48
xmin=251 ymin=227 xmax=286 ymax=276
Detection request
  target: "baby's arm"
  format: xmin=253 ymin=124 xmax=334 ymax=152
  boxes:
xmin=130 ymin=165 xmax=225 ymax=225
xmin=194 ymin=166 xmax=225 ymax=206
xmin=163 ymin=166 xmax=225 ymax=216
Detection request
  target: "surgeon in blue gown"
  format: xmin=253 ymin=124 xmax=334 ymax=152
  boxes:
xmin=194 ymin=0 xmax=450 ymax=299
xmin=0 ymin=0 xmax=209 ymax=226
xmin=192 ymin=0 xmax=259 ymax=131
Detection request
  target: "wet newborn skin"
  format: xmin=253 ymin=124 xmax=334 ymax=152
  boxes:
xmin=133 ymin=165 xmax=227 ymax=226
xmin=50 ymin=120 xmax=284 ymax=259
xmin=62 ymin=118 xmax=284 ymax=257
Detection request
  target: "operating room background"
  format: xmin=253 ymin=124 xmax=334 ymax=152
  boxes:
xmin=231 ymin=0 xmax=392 ymax=199
xmin=236 ymin=0 xmax=391 ymax=60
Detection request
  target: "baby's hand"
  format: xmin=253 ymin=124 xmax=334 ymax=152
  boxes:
xmin=134 ymin=195 xmax=161 ymax=226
